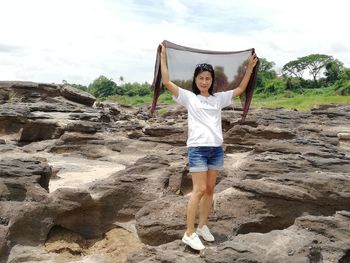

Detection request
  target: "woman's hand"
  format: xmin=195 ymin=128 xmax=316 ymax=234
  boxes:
xmin=160 ymin=43 xmax=179 ymax=97
xmin=248 ymin=53 xmax=258 ymax=70
xmin=160 ymin=43 xmax=166 ymax=59
xmin=233 ymin=53 xmax=258 ymax=98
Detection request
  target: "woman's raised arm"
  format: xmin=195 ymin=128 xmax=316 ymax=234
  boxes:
xmin=160 ymin=44 xmax=179 ymax=97
xmin=233 ymin=53 xmax=258 ymax=98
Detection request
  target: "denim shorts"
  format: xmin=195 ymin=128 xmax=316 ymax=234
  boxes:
xmin=188 ymin=146 xmax=224 ymax=173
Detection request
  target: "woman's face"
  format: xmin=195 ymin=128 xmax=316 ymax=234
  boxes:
xmin=195 ymin=71 xmax=212 ymax=94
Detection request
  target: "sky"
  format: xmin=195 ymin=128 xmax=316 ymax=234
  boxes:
xmin=0 ymin=0 xmax=349 ymax=86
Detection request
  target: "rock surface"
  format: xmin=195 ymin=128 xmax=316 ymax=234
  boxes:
xmin=0 ymin=81 xmax=349 ymax=262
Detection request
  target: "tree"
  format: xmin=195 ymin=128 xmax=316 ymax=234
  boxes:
xmin=334 ymin=67 xmax=350 ymax=95
xmin=298 ymin=54 xmax=333 ymax=86
xmin=286 ymin=77 xmax=302 ymax=91
xmin=283 ymin=54 xmax=335 ymax=88
xmin=324 ymin=59 xmax=344 ymax=84
xmin=282 ymin=60 xmax=305 ymax=79
xmin=259 ymin=58 xmax=276 ymax=73
xmin=255 ymin=58 xmax=277 ymax=92
xmin=118 ymin=82 xmax=152 ymax=96
xmin=87 ymin=75 xmax=117 ymax=98
xmin=119 ymin=76 xmax=124 ymax=85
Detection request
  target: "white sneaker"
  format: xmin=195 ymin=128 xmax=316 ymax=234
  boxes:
xmin=196 ymin=225 xmax=215 ymax=242
xmin=182 ymin=232 xmax=205 ymax=250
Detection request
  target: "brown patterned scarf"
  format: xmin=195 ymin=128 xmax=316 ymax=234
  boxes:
xmin=150 ymin=40 xmax=259 ymax=122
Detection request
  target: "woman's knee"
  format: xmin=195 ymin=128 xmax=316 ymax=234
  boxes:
xmin=193 ymin=185 xmax=206 ymax=197
xmin=205 ymin=185 xmax=215 ymax=196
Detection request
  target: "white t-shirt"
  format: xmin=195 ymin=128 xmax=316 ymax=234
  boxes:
xmin=173 ymin=87 xmax=233 ymax=147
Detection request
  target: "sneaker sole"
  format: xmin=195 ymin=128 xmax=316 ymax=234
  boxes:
xmin=196 ymin=232 xmax=215 ymax=242
xmin=182 ymin=238 xmax=205 ymax=251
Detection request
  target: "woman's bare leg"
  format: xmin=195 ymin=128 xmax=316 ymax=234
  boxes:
xmin=198 ymin=169 xmax=218 ymax=228
xmin=186 ymin=172 xmax=207 ymax=235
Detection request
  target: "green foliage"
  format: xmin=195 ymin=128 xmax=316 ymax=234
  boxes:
xmin=282 ymin=59 xmax=304 ymax=78
xmin=107 ymin=95 xmax=150 ymax=106
xmin=87 ymin=75 xmax=117 ymax=98
xmin=86 ymin=76 xmax=151 ymax=99
xmin=119 ymin=82 xmax=151 ymax=96
xmin=324 ymin=60 xmax=344 ymax=84
xmin=257 ymin=78 xmax=285 ymax=97
xmin=282 ymin=54 xmax=335 ymax=88
xmin=300 ymin=78 xmax=317 ymax=89
xmin=301 ymin=86 xmax=336 ymax=96
xmin=283 ymin=90 xmax=294 ymax=98
xmin=300 ymin=54 xmax=333 ymax=85
xmin=67 ymin=53 xmax=350 ymax=108
xmin=159 ymin=91 xmax=174 ymax=103
xmin=253 ymin=92 xmax=350 ymax=111
xmin=341 ymin=68 xmax=350 ymax=79
xmin=255 ymin=58 xmax=277 ymax=93
xmin=258 ymin=58 xmax=276 ymax=73
xmin=338 ymin=81 xmax=350 ymax=95
xmin=331 ymin=68 xmax=350 ymax=95
xmin=334 ymin=79 xmax=350 ymax=96
xmin=286 ymin=77 xmax=302 ymax=91
xmin=105 ymin=90 xmax=175 ymax=107
xmin=266 ymin=78 xmax=286 ymax=93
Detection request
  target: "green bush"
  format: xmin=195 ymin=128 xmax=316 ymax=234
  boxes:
xmin=263 ymin=78 xmax=286 ymax=95
xmin=286 ymin=77 xmax=302 ymax=91
xmin=87 ymin=76 xmax=117 ymax=98
xmin=159 ymin=91 xmax=173 ymax=103
xmin=283 ymin=90 xmax=294 ymax=98
xmin=121 ymin=82 xmax=151 ymax=97
xmin=335 ymin=80 xmax=350 ymax=95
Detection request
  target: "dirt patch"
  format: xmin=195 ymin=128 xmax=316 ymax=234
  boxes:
xmin=45 ymin=226 xmax=143 ymax=262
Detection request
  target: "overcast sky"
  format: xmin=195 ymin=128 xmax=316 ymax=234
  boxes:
xmin=0 ymin=0 xmax=349 ymax=86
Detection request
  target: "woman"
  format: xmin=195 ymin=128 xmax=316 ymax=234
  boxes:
xmin=160 ymin=43 xmax=258 ymax=250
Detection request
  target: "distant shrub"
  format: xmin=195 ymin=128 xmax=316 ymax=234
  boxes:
xmin=263 ymin=78 xmax=286 ymax=95
xmin=335 ymin=80 xmax=350 ymax=95
xmin=283 ymin=90 xmax=294 ymax=98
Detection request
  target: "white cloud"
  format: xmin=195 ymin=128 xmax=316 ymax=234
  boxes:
xmin=164 ymin=0 xmax=188 ymax=19
xmin=0 ymin=0 xmax=349 ymax=85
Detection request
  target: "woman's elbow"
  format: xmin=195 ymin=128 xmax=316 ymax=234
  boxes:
xmin=163 ymin=81 xmax=172 ymax=91
xmin=162 ymin=79 xmax=170 ymax=86
xmin=234 ymin=87 xmax=243 ymax=97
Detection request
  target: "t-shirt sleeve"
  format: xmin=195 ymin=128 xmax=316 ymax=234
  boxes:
xmin=172 ymin=87 xmax=195 ymax=108
xmin=216 ymin=90 xmax=233 ymax=109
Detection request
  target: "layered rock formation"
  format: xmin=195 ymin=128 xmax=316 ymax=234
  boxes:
xmin=0 ymin=81 xmax=349 ymax=262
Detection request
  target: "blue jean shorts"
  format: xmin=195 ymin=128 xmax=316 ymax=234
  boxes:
xmin=188 ymin=146 xmax=224 ymax=173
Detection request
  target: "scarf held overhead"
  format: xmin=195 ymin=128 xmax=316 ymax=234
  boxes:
xmin=150 ymin=40 xmax=259 ymax=122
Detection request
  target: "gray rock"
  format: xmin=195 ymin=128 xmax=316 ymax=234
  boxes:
xmin=1 ymin=84 xmax=350 ymax=263
xmin=59 ymin=85 xmax=96 ymax=107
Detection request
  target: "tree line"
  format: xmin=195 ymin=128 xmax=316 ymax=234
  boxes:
xmin=71 ymin=76 xmax=152 ymax=99
xmin=71 ymin=53 xmax=350 ymax=99
xmin=256 ymin=54 xmax=350 ymax=96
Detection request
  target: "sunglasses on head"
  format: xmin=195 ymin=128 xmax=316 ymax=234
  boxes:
xmin=195 ymin=63 xmax=214 ymax=72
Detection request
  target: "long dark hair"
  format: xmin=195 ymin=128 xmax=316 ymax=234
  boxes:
xmin=191 ymin=63 xmax=215 ymax=95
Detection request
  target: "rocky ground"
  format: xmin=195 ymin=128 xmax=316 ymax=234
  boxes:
xmin=0 ymin=81 xmax=349 ymax=263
